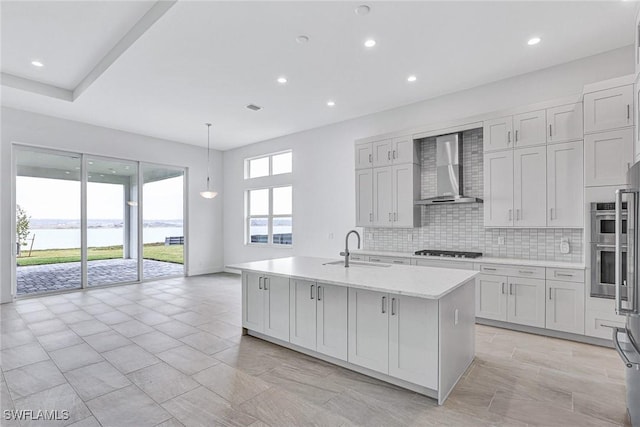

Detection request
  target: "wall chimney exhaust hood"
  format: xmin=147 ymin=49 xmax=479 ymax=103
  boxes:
xmin=415 ymin=132 xmax=482 ymax=206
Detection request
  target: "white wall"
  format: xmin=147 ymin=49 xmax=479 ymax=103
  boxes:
xmin=1 ymin=107 xmax=224 ymax=303
xmin=223 ymin=45 xmax=635 ymax=267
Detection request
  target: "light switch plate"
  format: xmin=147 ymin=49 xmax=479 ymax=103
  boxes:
xmin=560 ymin=238 xmax=570 ymax=254
xmin=498 ymin=236 xmax=505 ymax=245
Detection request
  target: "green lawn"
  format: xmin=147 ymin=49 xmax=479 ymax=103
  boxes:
xmin=17 ymin=243 xmax=184 ymax=267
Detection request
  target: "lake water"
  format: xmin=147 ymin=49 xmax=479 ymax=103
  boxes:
xmin=25 ymin=227 xmax=184 ymax=250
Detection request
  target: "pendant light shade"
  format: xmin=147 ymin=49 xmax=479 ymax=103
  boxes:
xmin=200 ymin=123 xmax=218 ymax=199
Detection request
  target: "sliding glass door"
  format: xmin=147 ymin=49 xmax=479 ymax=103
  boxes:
xmin=13 ymin=146 xmax=185 ymax=296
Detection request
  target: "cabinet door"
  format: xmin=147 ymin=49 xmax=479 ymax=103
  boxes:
xmin=483 ymin=116 xmax=513 ymax=152
xmin=263 ymin=275 xmax=290 ymax=341
xmin=483 ymin=150 xmax=514 ymax=227
xmin=584 ymin=85 xmax=634 ymax=133
xmin=392 ymin=164 xmax=417 ymax=227
xmin=372 ymin=139 xmax=393 ymax=167
xmin=546 ymin=280 xmax=585 ymax=335
xmin=289 ymin=279 xmax=317 ymax=350
xmin=547 ymin=103 xmax=583 ymax=144
xmin=348 ymin=288 xmax=389 ymax=374
xmin=389 ymin=295 xmax=438 ymax=389
xmin=373 ymin=167 xmax=394 ymax=227
xmin=547 ymin=141 xmax=583 ymax=227
xmin=355 ymin=142 xmax=373 ymax=170
xmin=355 ymin=169 xmax=373 ymax=227
xmin=316 ymin=283 xmax=348 ymax=361
xmin=513 ymin=146 xmax=546 ymax=227
xmin=585 ymin=128 xmax=633 ymax=187
xmin=475 ymin=274 xmax=508 ymax=321
xmin=507 ymin=277 xmax=546 ymax=328
xmin=392 ymin=136 xmax=416 ymax=164
xmin=513 ymin=110 xmax=546 ymax=148
xmin=636 ymin=74 xmax=640 ymax=162
xmin=242 ymin=272 xmax=264 ymax=332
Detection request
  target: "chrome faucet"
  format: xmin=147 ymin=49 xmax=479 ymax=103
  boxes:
xmin=340 ymin=230 xmax=361 ymax=267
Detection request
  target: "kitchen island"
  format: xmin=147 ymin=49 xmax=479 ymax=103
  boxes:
xmin=227 ymin=256 xmax=478 ymax=404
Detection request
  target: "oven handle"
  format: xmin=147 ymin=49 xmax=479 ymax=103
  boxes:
xmin=612 ymin=327 xmax=640 ymax=369
xmin=616 ymin=188 xmax=638 ymax=315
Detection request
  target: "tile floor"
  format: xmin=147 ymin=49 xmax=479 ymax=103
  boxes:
xmin=0 ymin=273 xmax=631 ymax=426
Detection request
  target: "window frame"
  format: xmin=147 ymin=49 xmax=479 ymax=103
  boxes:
xmin=244 ymin=150 xmax=292 ymax=179
xmin=246 ymin=185 xmax=293 ymax=247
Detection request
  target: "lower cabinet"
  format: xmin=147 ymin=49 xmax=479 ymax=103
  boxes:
xmin=242 ymin=272 xmax=290 ymax=341
xmin=507 ymin=277 xmax=546 ymax=328
xmin=289 ymin=279 xmax=348 ymax=360
xmin=545 ymin=280 xmax=585 ymax=334
xmin=476 ymin=274 xmax=508 ymax=321
xmin=348 ymin=288 xmax=438 ymax=389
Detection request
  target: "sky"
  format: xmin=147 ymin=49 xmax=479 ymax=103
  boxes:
xmin=17 ymin=176 xmax=184 ymax=220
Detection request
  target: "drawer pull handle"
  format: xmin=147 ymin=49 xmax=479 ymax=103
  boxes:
xmin=310 ymin=284 xmax=315 ymax=300
xmin=519 ymin=270 xmax=534 ymax=274
xmin=556 ymin=273 xmax=574 ymax=277
xmin=259 ymin=277 xmax=263 ymax=290
xmin=483 ymin=267 xmax=497 ymax=271
xmin=549 ymin=288 xmax=552 ymax=300
xmin=393 ymin=260 xmax=404 ymax=264
xmin=370 ymin=258 xmax=380 ymax=262
xmin=549 ymin=124 xmax=552 ymax=137
xmin=501 ymin=283 xmax=505 ymax=294
xmin=509 ymin=283 xmax=514 ymax=295
xmin=382 ymin=296 xmax=387 ymax=314
xmin=391 ymin=298 xmax=396 ymax=315
xmin=317 ymin=285 xmax=322 ymax=301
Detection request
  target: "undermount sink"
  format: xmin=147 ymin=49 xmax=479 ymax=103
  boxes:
xmin=323 ymin=260 xmax=391 ymax=268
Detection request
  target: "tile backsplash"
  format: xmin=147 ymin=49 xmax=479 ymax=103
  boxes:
xmin=363 ymin=128 xmax=584 ymax=263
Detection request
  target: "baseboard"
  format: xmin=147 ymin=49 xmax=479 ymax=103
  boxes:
xmin=476 ymin=318 xmax=614 ymax=348
xmin=187 ymin=266 xmax=225 ymax=276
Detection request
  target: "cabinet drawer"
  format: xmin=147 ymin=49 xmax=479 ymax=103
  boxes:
xmin=478 ymin=264 xmax=545 ymax=279
xmin=585 ymin=310 xmax=626 ymax=340
xmin=368 ymin=256 xmax=410 ymax=265
xmin=414 ymin=259 xmax=474 ymax=270
xmin=545 ymin=268 xmax=585 ymax=283
xmin=349 ymin=254 xmax=367 ymax=261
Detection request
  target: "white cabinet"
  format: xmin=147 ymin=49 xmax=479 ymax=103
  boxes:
xmin=513 ymin=146 xmax=547 ymax=227
xmin=585 ymin=128 xmax=634 ymax=187
xmin=371 ymin=164 xmax=419 ymax=228
xmin=372 ymin=136 xmax=417 ymax=166
xmin=388 ymin=295 xmax=438 ymax=389
xmin=547 ymin=103 xmax=583 ymax=144
xmin=475 ymin=274 xmax=508 ymax=321
xmin=372 ymin=167 xmax=394 ymax=227
xmin=546 ymin=280 xmax=585 ymax=335
xmin=635 ymin=73 xmax=640 ymax=162
xmin=413 ymin=259 xmax=474 ymax=270
xmin=547 ymin=141 xmax=584 ymax=227
xmin=584 ymin=85 xmax=634 ymax=133
xmin=513 ymin=110 xmax=546 ymax=148
xmin=290 ymin=280 xmax=348 ymax=360
xmin=355 ymin=142 xmax=373 ymax=169
xmin=348 ymin=288 xmax=389 ymax=373
xmin=484 ymin=150 xmax=514 ymax=227
xmin=368 ymin=255 xmax=411 ymax=265
xmin=506 ymin=277 xmax=546 ymax=328
xmin=316 ymin=283 xmax=348 ymax=360
xmin=242 ymin=273 xmax=290 ymax=341
xmin=355 ymin=169 xmax=373 ymax=227
xmin=348 ymin=288 xmax=438 ymax=388
xmin=483 ymin=116 xmax=513 ymax=152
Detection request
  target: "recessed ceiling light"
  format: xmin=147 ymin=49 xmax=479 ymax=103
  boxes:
xmin=364 ymin=39 xmax=376 ymax=48
xmin=407 ymin=75 xmax=417 ymax=83
xmin=327 ymin=100 xmax=336 ymax=107
xmin=355 ymin=5 xmax=371 ymax=15
xmin=31 ymin=60 xmax=44 ymax=67
xmin=296 ymin=35 xmax=309 ymax=44
xmin=277 ymin=77 xmax=288 ymax=84
xmin=527 ymin=37 xmax=541 ymax=46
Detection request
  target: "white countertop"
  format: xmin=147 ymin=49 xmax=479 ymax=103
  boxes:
xmin=353 ymin=250 xmax=585 ymax=269
xmin=227 ymin=256 xmax=478 ymax=300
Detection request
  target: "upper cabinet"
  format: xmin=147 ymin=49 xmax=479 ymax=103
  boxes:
xmin=584 ymin=85 xmax=634 ymax=134
xmin=513 ymin=110 xmax=547 ymax=148
xmin=547 ymin=141 xmax=584 ymax=227
xmin=585 ymin=128 xmax=634 ymax=187
xmin=546 ymin=103 xmax=584 ymax=144
xmin=483 ymin=150 xmax=514 ymax=227
xmin=372 ymin=136 xmax=418 ymax=167
xmin=635 ymin=73 xmax=640 ymax=162
xmin=513 ymin=146 xmax=547 ymax=227
xmin=483 ymin=116 xmax=513 ymax=152
xmin=355 ymin=142 xmax=373 ymax=169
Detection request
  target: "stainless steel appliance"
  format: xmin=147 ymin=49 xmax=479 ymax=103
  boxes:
xmin=613 ymin=162 xmax=640 ymax=426
xmin=591 ymin=202 xmax=629 ymax=299
xmin=415 ymin=133 xmax=482 ymax=205
xmin=414 ymin=249 xmax=482 ymax=259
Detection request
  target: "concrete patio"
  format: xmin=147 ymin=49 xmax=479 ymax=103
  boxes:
xmin=17 ymin=259 xmax=184 ymax=295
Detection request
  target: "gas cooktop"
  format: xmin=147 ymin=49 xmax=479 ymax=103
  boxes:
xmin=414 ymin=250 xmax=482 ymax=259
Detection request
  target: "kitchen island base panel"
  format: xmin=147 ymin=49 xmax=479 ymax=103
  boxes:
xmin=246 ymin=329 xmax=440 ymax=402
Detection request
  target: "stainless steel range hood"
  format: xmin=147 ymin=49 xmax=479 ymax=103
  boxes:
xmin=415 ymin=133 xmax=482 ymax=206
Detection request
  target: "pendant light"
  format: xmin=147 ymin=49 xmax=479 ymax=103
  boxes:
xmin=200 ymin=123 xmax=218 ymax=199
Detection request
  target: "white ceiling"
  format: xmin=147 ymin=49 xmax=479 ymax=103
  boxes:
xmin=1 ymin=1 xmax=638 ymax=150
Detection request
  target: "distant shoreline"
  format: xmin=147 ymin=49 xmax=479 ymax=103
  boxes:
xmin=29 ymin=219 xmax=183 ymax=230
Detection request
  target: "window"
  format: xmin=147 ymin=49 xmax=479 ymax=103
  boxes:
xmin=245 ymin=150 xmax=292 ymax=179
xmin=247 ymin=185 xmax=292 ymax=245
